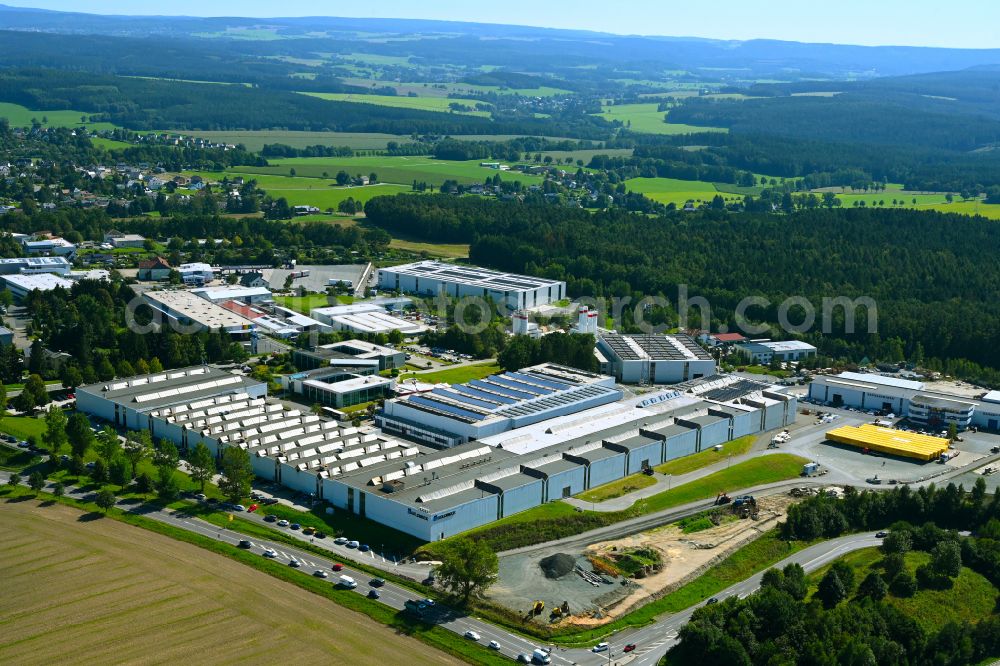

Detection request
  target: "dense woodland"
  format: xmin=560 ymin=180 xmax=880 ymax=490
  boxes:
xmin=670 ymin=482 xmax=1000 ymax=665
xmin=366 ymin=195 xmax=1000 ymax=384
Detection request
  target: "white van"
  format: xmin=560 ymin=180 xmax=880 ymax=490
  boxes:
xmin=338 ymin=575 xmax=357 ymax=589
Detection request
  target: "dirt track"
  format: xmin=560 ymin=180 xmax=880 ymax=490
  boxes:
xmin=0 ymin=498 xmax=457 ymax=666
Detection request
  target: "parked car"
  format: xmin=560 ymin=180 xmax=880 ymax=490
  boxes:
xmin=264 ymin=514 xmax=278 ymax=523
xmin=517 ymin=655 xmax=530 ymax=664
xmin=302 ymin=527 xmax=315 ymax=535
xmin=370 ymin=578 xmax=385 ymax=587
xmin=195 ymin=493 xmax=207 ymax=501
xmin=263 ymin=497 xmax=279 ymax=505
xmin=359 ymin=544 xmax=370 ymax=552
xmin=314 ymin=532 xmax=326 ymax=539
xmin=288 ymin=558 xmax=301 ymax=568
xmin=464 ymin=631 xmax=480 ymax=641
xmin=277 ymin=519 xmax=290 ymax=527
xmin=623 ymin=644 xmax=637 ymax=653
xmin=488 ymin=641 xmax=500 ymax=650
xmin=262 ymin=549 xmax=277 ymax=558
xmin=368 ymin=589 xmax=381 ymax=599
xmin=237 ymin=540 xmax=253 ymax=549
xmin=313 ymin=570 xmax=328 ymax=578
xmin=706 ymin=597 xmax=719 ymax=605
xmin=247 ymin=504 xmax=258 ymax=512
xmin=346 ymin=540 xmax=360 ymax=549
xmin=232 ymin=505 xmax=246 ymax=512
xmin=332 ymin=563 xmax=344 ymax=571
xmin=592 ymin=643 xmax=609 ymax=653
xmin=290 ymin=523 xmax=301 ymax=531
xmin=876 ymin=531 xmax=888 ymax=538
xmin=334 ymin=537 xmax=348 ymax=545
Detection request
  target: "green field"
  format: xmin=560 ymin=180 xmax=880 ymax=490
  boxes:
xmin=809 ymin=547 xmax=998 ymax=634
xmin=624 ymin=176 xmax=740 ymax=207
xmin=301 ymin=92 xmax=492 ymax=117
xmin=386 ymin=237 xmax=470 ymax=259
xmin=182 ymin=170 xmax=411 ymax=210
xmin=576 ymin=472 xmax=657 ymax=503
xmin=90 ymin=137 xmax=133 ymax=150
xmin=0 ymin=102 xmax=117 ymax=131
xmin=399 ymin=362 xmax=500 ymax=385
xmin=654 ymin=435 xmax=758 ymax=475
xmin=0 ymin=416 xmax=48 ymax=442
xmin=229 ymin=156 xmax=544 ymax=188
xmin=341 ymin=79 xmax=570 ymax=98
xmin=596 ymin=103 xmax=727 ymax=135
xmin=273 ymin=293 xmax=353 ymax=313
xmin=925 ymin=200 xmax=1000 ymax=219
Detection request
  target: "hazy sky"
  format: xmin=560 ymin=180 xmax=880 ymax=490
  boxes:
xmin=7 ymin=0 xmax=1000 ymax=49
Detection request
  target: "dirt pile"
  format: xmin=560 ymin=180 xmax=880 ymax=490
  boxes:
xmin=539 ymin=553 xmax=576 ymax=579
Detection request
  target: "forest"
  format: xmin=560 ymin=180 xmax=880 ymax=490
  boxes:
xmin=0 ymin=68 xmax=613 ymax=138
xmin=365 ymin=195 xmax=1000 ymax=382
xmin=668 ymin=482 xmax=1000 ymax=666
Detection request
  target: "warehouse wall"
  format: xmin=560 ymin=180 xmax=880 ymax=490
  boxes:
xmin=698 ymin=418 xmax=731 ymax=450
xmin=625 ymin=440 xmax=663 ymax=474
xmin=501 ymin=480 xmax=544 ymax=517
xmin=545 ymin=466 xmax=586 ymax=500
xmin=587 ymin=453 xmax=627 ymax=488
xmin=664 ymin=429 xmax=699 ymax=460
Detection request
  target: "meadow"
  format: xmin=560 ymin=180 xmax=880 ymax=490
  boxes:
xmin=0 ymin=501 xmax=455 ymax=666
xmin=807 ymin=547 xmax=998 ymax=634
xmin=624 ymin=176 xmax=739 ymax=207
xmin=596 ymin=103 xmax=727 ymax=135
xmin=182 ymin=170 xmax=411 ymax=210
xmin=300 ymin=92 xmax=492 ymax=117
xmin=339 ymin=79 xmax=570 ymax=98
xmin=0 ymin=102 xmax=117 ymax=131
xmin=229 ymin=155 xmax=545 ymax=187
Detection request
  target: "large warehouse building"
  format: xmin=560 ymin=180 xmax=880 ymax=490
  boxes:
xmin=809 ymin=371 xmax=1000 ymax=431
xmin=376 ymin=363 xmax=623 ymax=447
xmin=76 ymin=367 xmax=796 ymax=542
xmin=597 ymin=332 xmax=716 ymax=384
xmin=378 ymin=260 xmax=566 ymax=310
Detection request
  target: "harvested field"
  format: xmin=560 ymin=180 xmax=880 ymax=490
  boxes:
xmin=0 ymin=499 xmax=457 ymax=666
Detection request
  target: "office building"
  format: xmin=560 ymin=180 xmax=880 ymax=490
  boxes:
xmin=378 ymin=260 xmax=566 ymax=310
xmin=598 ymin=332 xmax=716 ymax=384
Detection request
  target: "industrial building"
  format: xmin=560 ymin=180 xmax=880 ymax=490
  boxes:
xmin=294 ymin=340 xmax=405 ymax=373
xmin=177 ymin=262 xmax=215 ymax=285
xmin=735 ymin=340 xmax=817 ymax=364
xmin=310 ymin=303 xmax=426 ymax=336
xmin=143 ymin=290 xmax=256 ymax=334
xmin=597 ymin=332 xmax=716 ymax=384
xmin=76 ymin=366 xmax=796 ymax=542
xmin=826 ymin=424 xmax=950 ymax=461
xmin=192 ymin=285 xmax=273 ymax=304
xmin=377 ymin=364 xmax=624 ymax=448
xmin=2 ymin=273 xmax=74 ymax=299
xmin=378 ymin=260 xmax=566 ymax=311
xmin=282 ymin=367 xmax=395 ymax=409
xmin=0 ymin=256 xmax=72 ymax=275
xmin=809 ymin=371 xmax=1000 ymax=432
xmin=76 ymin=366 xmax=268 ymax=431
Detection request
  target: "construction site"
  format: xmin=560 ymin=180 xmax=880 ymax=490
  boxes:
xmin=486 ymin=494 xmax=796 ymax=628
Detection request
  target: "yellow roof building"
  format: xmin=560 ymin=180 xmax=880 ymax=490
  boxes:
xmin=825 ymin=424 xmax=950 ymax=461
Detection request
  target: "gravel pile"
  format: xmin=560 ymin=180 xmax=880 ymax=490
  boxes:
xmin=539 ymin=553 xmax=576 ymax=579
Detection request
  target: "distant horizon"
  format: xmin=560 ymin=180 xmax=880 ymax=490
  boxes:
xmin=3 ymin=0 xmax=1000 ymax=50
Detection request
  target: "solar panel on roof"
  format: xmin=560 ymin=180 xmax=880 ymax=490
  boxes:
xmin=432 ymin=388 xmax=499 ymax=410
xmin=409 ymin=395 xmax=485 ymax=421
xmin=507 ymin=371 xmax=572 ymax=390
xmin=469 ymin=379 xmax=535 ymax=400
xmin=489 ymin=375 xmax=551 ymax=395
xmin=450 ymin=384 xmax=516 ymax=405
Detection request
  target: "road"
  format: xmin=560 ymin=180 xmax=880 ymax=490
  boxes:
xmin=0 ymin=469 xmax=883 ymax=665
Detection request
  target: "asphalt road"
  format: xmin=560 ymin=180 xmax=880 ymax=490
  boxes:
xmin=0 ymin=469 xmax=883 ymax=666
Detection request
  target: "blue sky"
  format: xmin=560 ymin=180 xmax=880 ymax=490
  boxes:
xmin=7 ymin=0 xmax=1000 ymax=49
